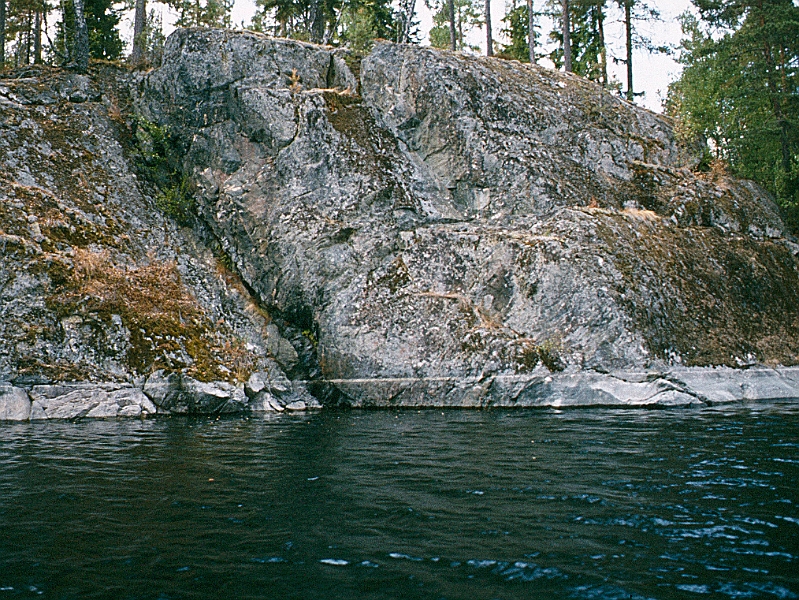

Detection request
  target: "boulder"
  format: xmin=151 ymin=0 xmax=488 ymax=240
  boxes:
xmin=0 ymin=384 xmax=31 ymax=420
xmin=181 ymin=377 xmax=248 ymax=414
xmin=142 ymin=370 xmax=183 ymax=409
xmin=245 ymin=359 xmax=320 ymax=411
xmin=143 ymin=371 xmax=248 ymax=414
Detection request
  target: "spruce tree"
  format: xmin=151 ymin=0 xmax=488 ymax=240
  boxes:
xmin=85 ymin=0 xmax=122 ymax=59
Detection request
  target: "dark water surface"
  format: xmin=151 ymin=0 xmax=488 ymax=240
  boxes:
xmin=1 ymin=405 xmax=798 ymax=599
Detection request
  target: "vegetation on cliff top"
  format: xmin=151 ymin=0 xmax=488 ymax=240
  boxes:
xmin=667 ymin=1 xmax=799 ymax=227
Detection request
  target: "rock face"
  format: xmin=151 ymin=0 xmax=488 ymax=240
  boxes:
xmin=1 ymin=28 xmax=798 ymax=417
xmin=134 ymin=29 xmax=799 ymax=406
xmin=0 ymin=63 xmax=306 ymax=418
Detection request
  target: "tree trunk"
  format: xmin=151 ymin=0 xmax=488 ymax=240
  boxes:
xmin=398 ymin=0 xmax=415 ymax=43
xmin=309 ymin=0 xmax=324 ymax=43
xmin=597 ymin=0 xmax=607 ymax=86
xmin=625 ymin=0 xmax=633 ymax=101
xmin=73 ymin=0 xmax=89 ymax=72
xmin=0 ymin=0 xmax=6 ymax=67
xmin=131 ymin=0 xmax=146 ymax=65
xmin=526 ymin=0 xmax=535 ymax=63
xmin=34 ymin=10 xmax=41 ymax=64
xmin=562 ymin=0 xmax=571 ymax=72
xmin=24 ymin=10 xmax=32 ymax=65
xmin=448 ymin=0 xmax=456 ymax=50
xmin=485 ymin=0 xmax=492 ymax=56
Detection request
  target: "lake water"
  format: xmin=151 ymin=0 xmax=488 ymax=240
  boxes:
xmin=1 ymin=404 xmax=797 ymax=599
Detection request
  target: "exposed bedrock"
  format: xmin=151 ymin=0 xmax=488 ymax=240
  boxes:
xmin=1 ymin=28 xmax=798 ymax=418
xmin=134 ymin=29 xmax=799 ymax=407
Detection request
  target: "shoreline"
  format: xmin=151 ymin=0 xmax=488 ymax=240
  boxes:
xmin=2 ymin=365 xmax=798 ymax=421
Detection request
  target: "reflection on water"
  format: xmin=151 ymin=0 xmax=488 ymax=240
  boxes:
xmin=1 ymin=405 xmax=797 ymax=599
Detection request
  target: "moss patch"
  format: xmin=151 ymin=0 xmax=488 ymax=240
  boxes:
xmin=596 ymin=213 xmax=799 ymax=366
xmin=45 ymin=249 xmax=258 ymax=381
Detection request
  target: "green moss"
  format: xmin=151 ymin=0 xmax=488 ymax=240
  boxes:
xmin=131 ymin=116 xmax=197 ymax=225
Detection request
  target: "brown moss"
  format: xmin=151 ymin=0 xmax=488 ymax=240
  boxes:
xmin=46 ymin=249 xmax=259 ymax=381
xmin=596 ymin=213 xmax=799 ymax=366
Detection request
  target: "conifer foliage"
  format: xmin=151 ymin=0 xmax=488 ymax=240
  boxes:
xmin=668 ymin=0 xmax=799 ymax=220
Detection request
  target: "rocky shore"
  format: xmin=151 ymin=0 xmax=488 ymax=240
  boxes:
xmin=1 ymin=366 xmax=797 ymax=420
xmin=0 ymin=359 xmax=320 ymax=421
xmin=2 ymin=28 xmax=798 ymax=420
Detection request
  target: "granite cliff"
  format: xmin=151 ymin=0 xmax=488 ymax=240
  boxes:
xmin=2 ymin=28 xmax=799 ymax=419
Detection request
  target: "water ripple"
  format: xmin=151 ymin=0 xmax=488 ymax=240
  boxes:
xmin=0 ymin=405 xmax=797 ymax=599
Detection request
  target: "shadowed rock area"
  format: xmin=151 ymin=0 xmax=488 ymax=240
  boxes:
xmin=1 ymin=28 xmax=799 ymax=417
